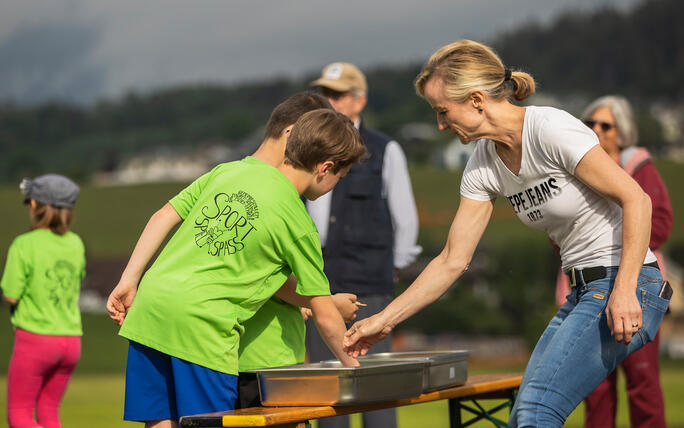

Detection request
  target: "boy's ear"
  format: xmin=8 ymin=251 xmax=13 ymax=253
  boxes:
xmin=317 ymin=161 xmax=336 ymax=177
xmin=283 ymin=125 xmax=294 ymax=137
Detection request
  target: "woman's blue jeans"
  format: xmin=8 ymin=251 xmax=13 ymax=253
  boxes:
xmin=509 ymin=265 xmax=669 ymax=427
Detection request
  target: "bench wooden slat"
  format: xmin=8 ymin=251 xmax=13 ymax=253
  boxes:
xmin=180 ymin=373 xmax=522 ymax=427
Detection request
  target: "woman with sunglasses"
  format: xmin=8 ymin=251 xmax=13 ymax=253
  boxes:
xmin=557 ymin=95 xmax=672 ymax=428
xmin=342 ymin=40 xmax=671 ymax=427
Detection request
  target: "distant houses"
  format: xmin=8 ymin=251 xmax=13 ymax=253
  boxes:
xmin=92 ymin=144 xmax=233 ymax=185
xmin=92 ymin=128 xmax=264 ymax=185
xmin=441 ymin=139 xmax=477 ymax=171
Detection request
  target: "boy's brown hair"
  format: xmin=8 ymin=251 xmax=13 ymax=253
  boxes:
xmin=29 ymin=202 xmax=73 ymax=235
xmin=264 ymin=93 xmax=332 ymax=140
xmin=284 ymin=109 xmax=367 ymax=173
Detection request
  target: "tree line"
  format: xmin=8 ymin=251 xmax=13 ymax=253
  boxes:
xmin=0 ymin=0 xmax=679 ymax=183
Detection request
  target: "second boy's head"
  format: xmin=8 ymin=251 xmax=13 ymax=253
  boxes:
xmin=284 ymin=109 xmax=367 ymax=200
xmin=264 ymin=92 xmax=332 ymax=141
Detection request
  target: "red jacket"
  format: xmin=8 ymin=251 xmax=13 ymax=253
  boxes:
xmin=621 ymin=147 xmax=673 ymax=250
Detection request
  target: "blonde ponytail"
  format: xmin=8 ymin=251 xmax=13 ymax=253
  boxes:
xmin=416 ymin=40 xmax=535 ymax=103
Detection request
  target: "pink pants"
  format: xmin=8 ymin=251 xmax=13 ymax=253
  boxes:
xmin=7 ymin=329 xmax=81 ymax=428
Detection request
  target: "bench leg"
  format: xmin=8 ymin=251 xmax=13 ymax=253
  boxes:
xmin=449 ymin=389 xmax=517 ymax=427
xmin=449 ymin=398 xmax=462 ymax=428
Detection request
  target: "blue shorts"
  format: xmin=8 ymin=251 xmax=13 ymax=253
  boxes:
xmin=124 ymin=341 xmax=237 ymax=421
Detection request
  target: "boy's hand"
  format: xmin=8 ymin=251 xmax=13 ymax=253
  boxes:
xmin=106 ymin=282 xmax=137 ymax=326
xmin=332 ymin=293 xmax=359 ymax=322
xmin=300 ymin=307 xmax=313 ymax=320
xmin=3 ymin=296 xmax=18 ymax=306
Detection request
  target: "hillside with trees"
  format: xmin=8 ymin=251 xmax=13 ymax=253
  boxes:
xmin=0 ymin=0 xmax=681 ymax=183
xmin=495 ymin=0 xmax=683 ymax=102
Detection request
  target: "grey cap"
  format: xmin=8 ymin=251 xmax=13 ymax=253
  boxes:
xmin=20 ymin=174 xmax=80 ymax=208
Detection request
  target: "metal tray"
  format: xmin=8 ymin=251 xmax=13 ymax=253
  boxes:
xmin=251 ymin=360 xmax=424 ymax=406
xmin=359 ymin=350 xmax=469 ymax=392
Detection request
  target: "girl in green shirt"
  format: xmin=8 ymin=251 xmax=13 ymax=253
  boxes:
xmin=1 ymin=174 xmax=85 ymax=428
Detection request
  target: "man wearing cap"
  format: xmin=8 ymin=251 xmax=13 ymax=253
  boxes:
xmin=306 ymin=62 xmax=421 ymax=428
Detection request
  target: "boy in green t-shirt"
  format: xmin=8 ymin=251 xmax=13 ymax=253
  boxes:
xmin=106 ymin=105 xmax=367 ymax=425
xmin=237 ymin=93 xmax=360 ymax=409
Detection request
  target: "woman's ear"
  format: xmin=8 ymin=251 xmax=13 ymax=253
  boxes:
xmin=470 ymin=90 xmax=485 ymax=111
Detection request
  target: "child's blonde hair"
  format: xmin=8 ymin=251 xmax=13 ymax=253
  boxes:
xmin=29 ymin=202 xmax=73 ymax=235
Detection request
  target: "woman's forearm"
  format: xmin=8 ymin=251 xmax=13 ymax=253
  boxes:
xmin=379 ymin=197 xmax=492 ymax=329
xmin=614 ymin=191 xmax=652 ymax=291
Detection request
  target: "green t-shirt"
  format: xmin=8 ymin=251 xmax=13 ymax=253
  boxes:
xmin=1 ymin=229 xmax=85 ymax=336
xmin=238 ymin=296 xmax=305 ymax=371
xmin=119 ymin=156 xmax=330 ymax=375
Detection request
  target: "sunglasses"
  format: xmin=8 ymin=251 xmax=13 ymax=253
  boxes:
xmin=582 ymin=119 xmax=616 ymax=132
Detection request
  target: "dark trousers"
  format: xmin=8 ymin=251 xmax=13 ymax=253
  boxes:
xmin=305 ymin=293 xmax=396 ymax=428
xmin=236 ymin=372 xmax=261 ymax=409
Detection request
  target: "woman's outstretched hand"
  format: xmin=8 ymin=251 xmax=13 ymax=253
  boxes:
xmin=343 ymin=313 xmax=393 ymax=358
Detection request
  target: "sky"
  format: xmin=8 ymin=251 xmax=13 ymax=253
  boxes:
xmin=0 ymin=0 xmax=642 ymax=105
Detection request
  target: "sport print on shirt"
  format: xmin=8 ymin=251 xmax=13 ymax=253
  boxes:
xmin=506 ymin=177 xmax=561 ymax=222
xmin=193 ymin=190 xmax=259 ymax=256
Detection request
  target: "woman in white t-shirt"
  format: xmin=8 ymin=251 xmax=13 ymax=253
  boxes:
xmin=342 ymin=40 xmax=670 ymax=428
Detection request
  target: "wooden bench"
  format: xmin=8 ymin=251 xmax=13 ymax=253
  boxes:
xmin=180 ymin=372 xmax=523 ymax=428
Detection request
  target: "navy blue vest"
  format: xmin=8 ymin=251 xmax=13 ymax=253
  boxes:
xmin=323 ymin=124 xmax=394 ymax=295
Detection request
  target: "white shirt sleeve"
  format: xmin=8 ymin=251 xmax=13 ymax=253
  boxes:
xmin=460 ymin=140 xmax=498 ymax=202
xmin=538 ymin=112 xmax=599 ymax=174
xmin=305 ymin=191 xmax=332 ymax=247
xmin=383 ymin=141 xmax=422 ymax=269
